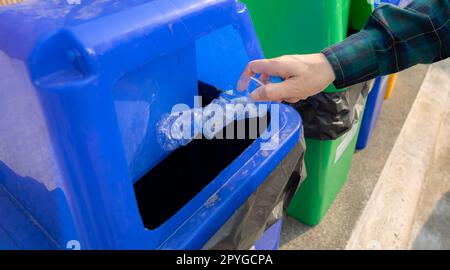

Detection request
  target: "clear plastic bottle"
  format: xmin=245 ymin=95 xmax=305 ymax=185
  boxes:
xmin=157 ymin=76 xmax=278 ymax=151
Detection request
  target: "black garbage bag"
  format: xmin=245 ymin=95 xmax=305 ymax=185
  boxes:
xmin=203 ymin=138 xmax=307 ymax=250
xmin=291 ymin=81 xmax=371 ymax=140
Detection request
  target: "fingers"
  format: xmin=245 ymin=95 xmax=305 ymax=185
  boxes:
xmin=237 ymin=58 xmax=289 ymax=91
xmin=284 ymin=97 xmax=301 ymax=104
xmin=237 ymin=61 xmax=257 ymax=91
xmin=247 ymin=58 xmax=288 ymax=76
xmin=259 ymin=73 xmax=271 ymax=85
xmin=250 ymin=81 xmax=290 ymax=102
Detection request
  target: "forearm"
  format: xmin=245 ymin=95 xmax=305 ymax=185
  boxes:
xmin=322 ymin=0 xmax=450 ymax=89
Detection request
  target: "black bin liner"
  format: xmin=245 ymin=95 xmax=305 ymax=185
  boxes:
xmin=291 ymin=81 xmax=371 ymax=140
xmin=203 ymin=138 xmax=306 ymax=250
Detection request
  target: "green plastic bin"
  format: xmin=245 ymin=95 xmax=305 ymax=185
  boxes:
xmin=288 ymin=107 xmax=363 ymax=225
xmin=243 ymin=0 xmax=369 ymax=225
xmin=243 ymin=0 xmax=351 ymax=93
xmin=349 ymin=0 xmax=375 ymax=31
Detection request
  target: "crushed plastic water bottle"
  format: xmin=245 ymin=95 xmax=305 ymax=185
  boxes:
xmin=157 ymin=76 xmax=279 ymax=151
xmin=156 ymin=110 xmax=198 ymax=151
xmin=157 ymin=95 xmax=266 ymax=151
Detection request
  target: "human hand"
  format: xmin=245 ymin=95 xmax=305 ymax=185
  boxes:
xmin=237 ymin=53 xmax=336 ymax=103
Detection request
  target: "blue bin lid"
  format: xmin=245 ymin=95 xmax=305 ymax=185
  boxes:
xmin=0 ymin=0 xmax=150 ymax=59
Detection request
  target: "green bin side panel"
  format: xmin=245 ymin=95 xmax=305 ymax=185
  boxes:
xmin=349 ymin=0 xmax=374 ymax=30
xmin=242 ymin=0 xmax=351 ymax=93
xmin=287 ymin=120 xmax=362 ymax=226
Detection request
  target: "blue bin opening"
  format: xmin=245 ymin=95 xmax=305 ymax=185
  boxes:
xmin=134 ymin=82 xmax=270 ymax=230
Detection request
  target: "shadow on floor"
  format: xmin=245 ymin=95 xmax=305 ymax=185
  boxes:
xmin=411 ymin=191 xmax=450 ymax=250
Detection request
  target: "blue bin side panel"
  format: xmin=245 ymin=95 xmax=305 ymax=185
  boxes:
xmin=356 ymin=76 xmax=389 ymax=150
xmin=0 ymin=41 xmax=79 ymax=248
xmin=114 ymin=44 xmax=198 ymax=182
xmin=254 ymin=219 xmax=283 ymax=250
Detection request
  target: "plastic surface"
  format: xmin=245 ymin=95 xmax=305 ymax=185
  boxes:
xmin=356 ymin=76 xmax=389 ymax=150
xmin=376 ymin=0 xmax=403 ymax=7
xmin=291 ymin=83 xmax=369 ymax=140
xmin=349 ymin=0 xmax=405 ymax=31
xmin=0 ymin=0 xmax=303 ymax=250
xmin=242 ymin=0 xmax=351 ymax=93
xmin=287 ymin=82 xmax=369 ymax=225
xmin=349 ymin=0 xmax=374 ymax=30
xmin=254 ymin=219 xmax=284 ymax=250
xmin=385 ymin=74 xmax=398 ymax=100
xmin=349 ymin=0 xmax=408 ymax=30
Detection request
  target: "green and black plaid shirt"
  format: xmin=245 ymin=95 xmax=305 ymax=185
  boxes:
xmin=322 ymin=0 xmax=449 ymax=89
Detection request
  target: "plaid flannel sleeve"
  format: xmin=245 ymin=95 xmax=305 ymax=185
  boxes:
xmin=322 ymin=0 xmax=450 ymax=89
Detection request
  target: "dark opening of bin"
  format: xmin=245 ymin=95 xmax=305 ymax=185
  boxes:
xmin=134 ymin=82 xmax=270 ymax=230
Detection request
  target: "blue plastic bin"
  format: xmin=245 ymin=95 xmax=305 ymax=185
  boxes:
xmin=356 ymin=0 xmax=406 ymax=150
xmin=254 ymin=219 xmax=283 ymax=250
xmin=0 ymin=0 xmax=303 ymax=250
xmin=356 ymin=76 xmax=389 ymax=150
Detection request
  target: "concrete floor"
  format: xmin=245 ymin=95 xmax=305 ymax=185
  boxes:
xmin=409 ymin=101 xmax=450 ymax=250
xmin=408 ymin=61 xmax=450 ymax=250
xmin=281 ymin=64 xmax=430 ymax=250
